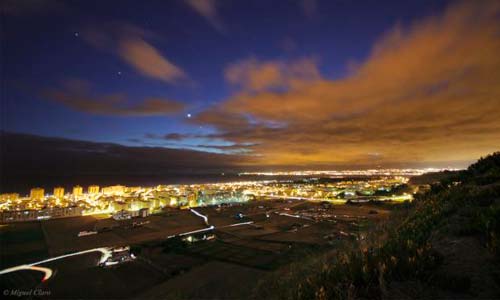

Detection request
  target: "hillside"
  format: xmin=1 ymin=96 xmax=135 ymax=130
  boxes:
xmin=408 ymin=170 xmax=460 ymax=185
xmin=257 ymin=152 xmax=500 ymax=299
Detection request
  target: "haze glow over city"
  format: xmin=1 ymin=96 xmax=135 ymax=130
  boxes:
xmin=2 ymin=0 xmax=499 ymax=170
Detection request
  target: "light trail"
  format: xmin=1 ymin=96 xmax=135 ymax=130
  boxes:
xmin=166 ymin=221 xmax=255 ymax=239
xmin=166 ymin=209 xmax=213 ymax=239
xmin=0 ymin=265 xmax=53 ymax=282
xmin=220 ymin=221 xmax=254 ymax=228
xmin=189 ymin=208 xmax=210 ymax=226
xmin=278 ymin=213 xmax=314 ymax=221
xmin=279 ymin=213 xmax=301 ymax=218
xmin=166 ymin=226 xmax=215 ymax=239
xmin=30 ymin=266 xmax=53 ymax=281
xmin=31 ymin=247 xmax=113 ymax=266
xmin=177 ymin=226 xmax=215 ymax=237
xmin=166 ymin=211 xmax=254 ymax=239
xmin=0 ymin=247 xmax=113 ymax=282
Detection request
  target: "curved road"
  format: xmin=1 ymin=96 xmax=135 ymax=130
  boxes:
xmin=0 ymin=247 xmax=113 ymax=282
xmin=2 ymin=208 xmax=256 ymax=281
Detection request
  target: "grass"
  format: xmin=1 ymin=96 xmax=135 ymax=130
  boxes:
xmin=254 ymin=152 xmax=500 ymax=300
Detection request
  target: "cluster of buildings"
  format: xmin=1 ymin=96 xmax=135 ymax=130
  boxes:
xmin=240 ymin=168 xmax=457 ymax=177
xmin=248 ymin=177 xmax=412 ymax=201
xmin=0 ymin=176 xmax=413 ymax=223
xmin=0 ymin=183 xmax=250 ymax=223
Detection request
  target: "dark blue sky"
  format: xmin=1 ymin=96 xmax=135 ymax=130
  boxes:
xmin=3 ymin=0 xmax=450 ymax=144
xmin=5 ymin=0 xmax=498 ymax=168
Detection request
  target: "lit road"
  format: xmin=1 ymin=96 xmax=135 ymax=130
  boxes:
xmin=175 ymin=226 xmax=215 ymax=237
xmin=278 ymin=212 xmax=314 ymax=221
xmin=0 ymin=265 xmax=53 ymax=282
xmin=0 ymin=247 xmax=113 ymax=282
xmin=189 ymin=208 xmax=210 ymax=226
xmin=1 ymin=209 xmax=259 ymax=281
xmin=166 ymin=209 xmax=254 ymax=239
xmin=189 ymin=208 xmax=255 ymax=229
xmin=220 ymin=221 xmax=254 ymax=228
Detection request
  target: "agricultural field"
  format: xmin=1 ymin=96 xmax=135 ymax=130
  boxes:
xmin=1 ymin=199 xmax=392 ymax=299
xmin=0 ymin=222 xmax=48 ymax=269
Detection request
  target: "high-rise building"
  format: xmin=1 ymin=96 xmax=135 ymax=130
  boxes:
xmin=73 ymin=185 xmax=83 ymax=197
xmin=30 ymin=188 xmax=45 ymax=200
xmin=188 ymin=192 xmax=198 ymax=207
xmin=88 ymin=185 xmax=100 ymax=194
xmin=125 ymin=186 xmax=141 ymax=193
xmin=53 ymin=187 xmax=65 ymax=199
xmin=0 ymin=193 xmax=19 ymax=202
xmin=102 ymin=185 xmax=125 ymax=195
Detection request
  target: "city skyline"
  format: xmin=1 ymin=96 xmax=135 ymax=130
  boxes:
xmin=2 ymin=0 xmax=500 ymax=169
xmin=2 ymin=2 xmax=500 ymax=299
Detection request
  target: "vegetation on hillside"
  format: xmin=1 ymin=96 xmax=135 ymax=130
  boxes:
xmin=255 ymin=152 xmax=500 ymax=299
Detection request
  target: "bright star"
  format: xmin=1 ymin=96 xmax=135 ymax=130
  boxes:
xmin=187 ymin=113 xmax=192 ymax=118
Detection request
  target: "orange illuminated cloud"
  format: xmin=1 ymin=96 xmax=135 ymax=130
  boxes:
xmin=43 ymin=79 xmax=185 ymax=116
xmin=83 ymin=23 xmax=187 ymax=84
xmin=118 ymin=37 xmax=186 ymax=83
xmin=191 ymin=0 xmax=500 ymax=167
xmin=185 ymin=0 xmax=225 ymax=33
xmin=225 ymin=57 xmax=320 ymax=92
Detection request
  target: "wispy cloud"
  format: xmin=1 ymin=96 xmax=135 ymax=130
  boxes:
xmin=163 ymin=133 xmax=192 ymax=141
xmin=144 ymin=133 xmax=193 ymax=141
xmin=143 ymin=131 xmax=256 ymax=154
xmin=300 ymin=0 xmax=318 ymax=19
xmin=42 ymin=79 xmax=186 ymax=116
xmin=191 ymin=1 xmax=500 ymax=166
xmin=185 ymin=0 xmax=225 ymax=33
xmin=224 ymin=57 xmax=321 ymax=92
xmin=83 ymin=23 xmax=187 ymax=84
xmin=195 ymin=143 xmax=257 ymax=153
xmin=118 ymin=37 xmax=186 ymax=83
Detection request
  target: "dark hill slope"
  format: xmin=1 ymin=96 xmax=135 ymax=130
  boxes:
xmin=257 ymin=152 xmax=500 ymax=300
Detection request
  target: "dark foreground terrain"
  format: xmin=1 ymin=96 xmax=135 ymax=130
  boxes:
xmin=1 ymin=153 xmax=499 ymax=299
xmin=1 ymin=198 xmax=391 ymax=299
xmin=258 ymin=152 xmax=500 ymax=299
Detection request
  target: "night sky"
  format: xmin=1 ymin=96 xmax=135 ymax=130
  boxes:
xmin=2 ymin=0 xmax=499 ymax=169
